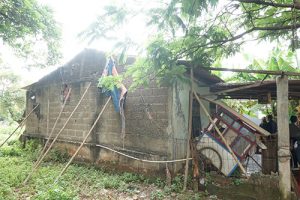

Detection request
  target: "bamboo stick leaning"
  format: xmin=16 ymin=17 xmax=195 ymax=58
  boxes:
xmin=193 ymin=92 xmax=247 ymax=175
xmin=23 ymin=82 xmax=91 ymax=184
xmin=55 ymin=96 xmax=112 ymax=182
xmin=33 ymin=88 xmax=72 ymax=168
xmin=0 ymin=103 xmax=40 ymax=148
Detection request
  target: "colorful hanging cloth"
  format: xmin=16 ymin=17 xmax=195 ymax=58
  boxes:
xmin=99 ymin=57 xmax=127 ymax=137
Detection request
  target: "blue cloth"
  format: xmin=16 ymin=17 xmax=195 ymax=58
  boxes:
xmin=101 ymin=58 xmax=120 ymax=112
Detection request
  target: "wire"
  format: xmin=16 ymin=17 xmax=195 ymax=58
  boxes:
xmin=42 ymin=138 xmax=193 ymax=164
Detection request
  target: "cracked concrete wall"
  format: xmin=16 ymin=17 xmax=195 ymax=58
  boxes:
xmin=170 ymin=80 xmax=211 ymax=173
xmin=23 ymin=49 xmax=213 ymax=174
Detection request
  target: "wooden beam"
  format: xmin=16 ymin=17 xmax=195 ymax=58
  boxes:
xmin=276 ymin=75 xmax=291 ymax=198
xmin=200 ymin=67 xmax=300 ymax=76
xmin=202 ymin=81 xmax=274 ymax=97
xmin=183 ymin=69 xmax=194 ymax=191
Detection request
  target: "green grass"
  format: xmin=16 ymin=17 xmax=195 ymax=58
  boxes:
xmin=0 ymin=123 xmax=20 ymax=142
xmin=0 ymin=139 xmax=207 ymax=199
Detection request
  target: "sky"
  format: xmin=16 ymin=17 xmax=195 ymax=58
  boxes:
xmin=2 ymin=0 xmax=298 ymax=86
xmin=1 ymin=0 xmax=150 ymax=85
xmin=38 ymin=0 xmax=282 ymax=71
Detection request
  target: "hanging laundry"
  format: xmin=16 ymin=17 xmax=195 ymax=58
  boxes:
xmin=98 ymin=56 xmax=127 ymax=137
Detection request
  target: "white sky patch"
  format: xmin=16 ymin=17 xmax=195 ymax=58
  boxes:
xmin=2 ymin=0 xmax=300 ymax=87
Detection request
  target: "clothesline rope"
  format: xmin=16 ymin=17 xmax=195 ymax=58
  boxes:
xmin=44 ymin=138 xmax=193 ymax=164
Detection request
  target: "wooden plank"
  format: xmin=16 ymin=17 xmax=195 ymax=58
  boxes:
xmin=276 ymin=75 xmax=291 ymax=198
xmin=196 ymin=95 xmax=271 ymax=137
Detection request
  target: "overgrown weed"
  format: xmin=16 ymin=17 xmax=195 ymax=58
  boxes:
xmin=0 ymin=139 xmax=206 ymax=199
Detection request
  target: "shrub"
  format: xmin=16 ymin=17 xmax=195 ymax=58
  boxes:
xmin=0 ymin=140 xmax=22 ymax=157
xmin=120 ymin=172 xmax=144 ymax=183
xmin=46 ymin=148 xmax=70 ymax=163
xmin=150 ymin=190 xmax=165 ymax=200
xmin=0 ymin=182 xmax=13 ymax=199
xmin=101 ymin=177 xmax=124 ymax=189
xmin=34 ymin=185 xmax=77 ymax=200
xmin=0 ymin=146 xmax=22 ymax=157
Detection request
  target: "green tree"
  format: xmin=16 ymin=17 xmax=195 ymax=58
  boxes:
xmin=0 ymin=67 xmax=25 ymax=123
xmin=80 ymin=0 xmax=300 ymax=86
xmin=226 ymin=47 xmax=299 ymax=82
xmin=223 ymin=47 xmax=300 ymax=117
xmin=0 ymin=0 xmax=61 ymax=66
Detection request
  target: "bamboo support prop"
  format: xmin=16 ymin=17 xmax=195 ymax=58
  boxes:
xmin=183 ymin=69 xmax=194 ymax=191
xmin=46 ymin=99 xmax=50 ymax=138
xmin=55 ymin=96 xmax=111 ymax=182
xmin=23 ymin=83 xmax=91 ymax=184
xmin=193 ymin=92 xmax=247 ymax=175
xmin=33 ymin=88 xmax=72 ymax=168
xmin=201 ymin=81 xmax=274 ymax=97
xmin=199 ymin=66 xmax=300 ymax=76
xmin=0 ymin=103 xmax=40 ymax=148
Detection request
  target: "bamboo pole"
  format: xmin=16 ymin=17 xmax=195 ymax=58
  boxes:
xmin=55 ymin=96 xmax=111 ymax=182
xmin=183 ymin=69 xmax=194 ymax=191
xmin=23 ymin=82 xmax=91 ymax=184
xmin=46 ymin=99 xmax=50 ymax=137
xmin=202 ymin=81 xmax=274 ymax=97
xmin=199 ymin=66 xmax=300 ymax=76
xmin=193 ymin=92 xmax=247 ymax=175
xmin=0 ymin=103 xmax=39 ymax=148
xmin=33 ymin=88 xmax=72 ymax=168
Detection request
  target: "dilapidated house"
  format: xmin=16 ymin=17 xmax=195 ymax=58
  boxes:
xmin=22 ymin=49 xmax=222 ymax=174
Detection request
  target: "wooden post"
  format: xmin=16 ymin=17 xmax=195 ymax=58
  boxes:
xmin=183 ymin=69 xmax=194 ymax=191
xmin=276 ymin=75 xmax=291 ymax=198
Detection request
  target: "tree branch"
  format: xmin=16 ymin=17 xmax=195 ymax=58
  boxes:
xmin=177 ymin=23 xmax=300 ymax=58
xmin=234 ymin=0 xmax=300 ymax=10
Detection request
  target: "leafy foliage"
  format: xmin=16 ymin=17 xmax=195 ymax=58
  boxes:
xmin=223 ymin=47 xmax=300 ymax=117
xmin=226 ymin=47 xmax=300 ymax=82
xmin=0 ymin=68 xmax=25 ymax=123
xmin=0 ymin=0 xmax=61 ymax=66
xmin=81 ymin=0 xmax=300 ymax=87
xmin=98 ymin=75 xmax=123 ymax=91
xmin=0 ymin=140 xmax=206 ymax=199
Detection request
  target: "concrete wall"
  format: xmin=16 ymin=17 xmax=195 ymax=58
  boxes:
xmin=24 ymin=49 xmax=212 ymax=174
xmin=169 ymin=80 xmax=211 ymax=172
xmin=24 ymin=50 xmax=173 ymax=174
